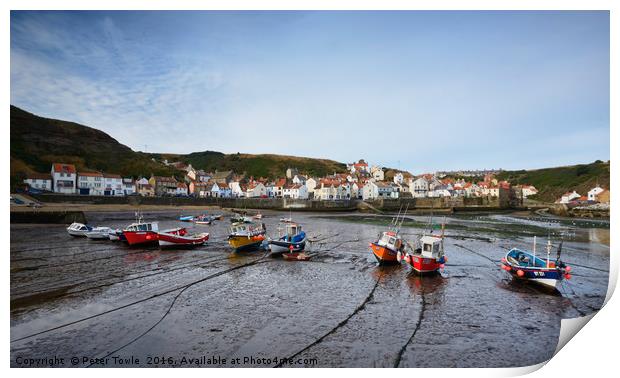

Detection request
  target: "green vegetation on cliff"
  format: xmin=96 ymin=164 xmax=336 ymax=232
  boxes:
xmin=496 ymin=161 xmax=610 ymax=202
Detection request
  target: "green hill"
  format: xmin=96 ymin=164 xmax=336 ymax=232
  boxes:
xmin=10 ymin=106 xmax=347 ymax=186
xmin=10 ymin=106 xmax=180 ymax=186
xmin=496 ymin=161 xmax=610 ymax=202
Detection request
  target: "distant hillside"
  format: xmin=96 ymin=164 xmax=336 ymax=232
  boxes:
xmin=160 ymin=151 xmax=347 ymax=179
xmin=10 ymin=106 xmax=179 ymax=186
xmin=10 ymin=106 xmax=347 ymax=187
xmin=496 ymin=161 xmax=610 ymax=202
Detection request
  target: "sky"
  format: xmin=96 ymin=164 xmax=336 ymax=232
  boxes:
xmin=10 ymin=11 xmax=610 ymax=173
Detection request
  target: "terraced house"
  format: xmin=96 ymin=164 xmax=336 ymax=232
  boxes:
xmin=51 ymin=163 xmax=77 ymax=194
xmin=149 ymin=175 xmax=178 ymax=196
xmin=77 ymin=171 xmax=104 ymax=195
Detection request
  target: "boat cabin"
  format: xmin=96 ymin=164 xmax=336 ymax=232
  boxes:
xmin=420 ymin=235 xmax=443 ymax=258
xmin=377 ymin=231 xmax=402 ymax=251
xmin=125 ymin=222 xmax=159 ymax=232
xmin=230 ymin=222 xmax=264 ymax=236
xmin=68 ymin=223 xmax=90 ymax=231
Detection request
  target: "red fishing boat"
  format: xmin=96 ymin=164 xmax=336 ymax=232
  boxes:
xmin=158 ymin=229 xmax=209 ymax=247
xmin=400 ymin=222 xmax=447 ymax=274
xmin=369 ymin=230 xmax=403 ymax=264
xmin=123 ymin=221 xmax=160 ymax=246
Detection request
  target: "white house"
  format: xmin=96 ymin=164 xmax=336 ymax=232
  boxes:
xmin=103 ymin=174 xmax=124 ymax=196
xmin=77 ymin=172 xmax=104 ymax=195
xmin=351 ymin=182 xmax=362 ymax=199
xmin=588 ymin=186 xmax=604 ymax=201
xmin=363 ymin=182 xmax=397 ymax=200
xmin=292 ymin=175 xmax=306 ymax=185
xmin=336 ymin=183 xmax=351 ymax=199
xmin=24 ymin=173 xmax=52 ymax=192
xmin=246 ymin=182 xmax=267 ymax=198
xmin=521 ymin=185 xmax=538 ymax=198
xmin=229 ymin=181 xmax=244 ymax=197
xmin=122 ymin=178 xmax=136 ymax=195
xmin=218 ymin=182 xmax=232 ymax=198
xmin=51 ymin=163 xmax=77 ymax=194
xmin=283 ymin=184 xmax=309 ymax=199
xmin=315 ymin=182 xmax=337 ymax=200
xmin=560 ymin=191 xmax=581 ymax=204
xmin=372 ymin=169 xmax=384 ymax=181
xmin=305 ymin=178 xmax=317 ymax=194
xmin=410 ymin=177 xmax=429 ymax=198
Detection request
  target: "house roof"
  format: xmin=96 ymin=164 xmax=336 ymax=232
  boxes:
xmin=52 ymin=163 xmax=76 ymax=174
xmin=79 ymin=171 xmax=103 ymax=177
xmin=275 ymin=178 xmax=287 ymax=187
xmin=104 ymin=174 xmax=122 ymax=179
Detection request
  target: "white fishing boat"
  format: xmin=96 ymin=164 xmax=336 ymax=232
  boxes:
xmin=85 ymin=227 xmax=114 ymax=240
xmin=67 ymin=222 xmax=92 ymax=237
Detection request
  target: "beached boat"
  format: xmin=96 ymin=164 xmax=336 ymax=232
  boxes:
xmin=67 ymin=222 xmax=93 ymax=237
xmin=370 ymin=230 xmax=404 ymax=264
xmin=279 ymin=217 xmax=293 ymax=223
xmin=230 ymin=213 xmax=253 ymax=223
xmin=401 ymin=234 xmax=447 ymax=274
xmin=212 ymin=214 xmax=223 ymax=220
xmin=179 ymin=215 xmax=195 ymax=222
xmin=500 ymin=238 xmax=571 ymax=289
xmin=282 ymin=251 xmax=311 ymax=261
xmin=193 ymin=214 xmax=212 ymax=225
xmin=369 ymin=206 xmax=409 ymax=265
xmin=269 ymin=223 xmax=306 ymax=255
xmin=85 ymin=227 xmax=113 ymax=240
xmin=123 ymin=221 xmax=161 ymax=246
xmin=254 ymin=212 xmax=263 ymax=219
xmin=228 ymin=222 xmax=267 ymax=252
xmin=158 ymin=228 xmax=209 ymax=247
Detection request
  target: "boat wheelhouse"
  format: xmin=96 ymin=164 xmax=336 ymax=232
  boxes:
xmin=67 ymin=222 xmax=92 ymax=237
xmin=123 ymin=221 xmax=160 ymax=246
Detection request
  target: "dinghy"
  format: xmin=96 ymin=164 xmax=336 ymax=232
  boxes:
xmin=158 ymin=228 xmax=209 ymax=247
xmin=500 ymin=237 xmax=571 ymax=289
xmin=179 ymin=215 xmax=195 ymax=222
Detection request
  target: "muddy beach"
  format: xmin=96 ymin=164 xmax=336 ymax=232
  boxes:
xmin=10 ymin=210 xmax=609 ymax=368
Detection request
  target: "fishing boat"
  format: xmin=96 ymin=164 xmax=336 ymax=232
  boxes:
xmin=108 ymin=228 xmax=126 ymax=242
xmin=369 ymin=206 xmax=409 ymax=264
xmin=269 ymin=223 xmax=306 ymax=255
xmin=228 ymin=222 xmax=267 ymax=252
xmin=67 ymin=222 xmax=93 ymax=237
xmin=158 ymin=228 xmax=210 ymax=247
xmin=370 ymin=231 xmax=404 ymax=264
xmin=400 ymin=218 xmax=447 ymax=274
xmin=123 ymin=221 xmax=160 ymax=246
xmin=85 ymin=226 xmax=113 ymax=240
xmin=179 ymin=215 xmax=195 ymax=222
xmin=401 ymin=234 xmax=447 ymax=274
xmin=500 ymin=237 xmax=572 ymax=289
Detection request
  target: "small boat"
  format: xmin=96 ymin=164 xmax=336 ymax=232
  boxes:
xmin=67 ymin=222 xmax=93 ymax=237
xmin=401 ymin=234 xmax=447 ymax=274
xmin=158 ymin=228 xmax=210 ymax=247
xmin=123 ymin=221 xmax=160 ymax=246
xmin=230 ymin=213 xmax=252 ymax=223
xmin=212 ymin=214 xmax=223 ymax=221
xmin=179 ymin=215 xmax=195 ymax=222
xmin=193 ymin=214 xmax=212 ymax=225
xmin=282 ymin=251 xmax=311 ymax=261
xmin=370 ymin=230 xmax=403 ymax=265
xmin=500 ymin=237 xmax=572 ymax=290
xmin=399 ymin=214 xmax=447 ymax=274
xmin=254 ymin=212 xmax=263 ymax=219
xmin=269 ymin=223 xmax=307 ymax=255
xmin=228 ymin=222 xmax=267 ymax=252
xmin=85 ymin=227 xmax=114 ymax=240
xmin=108 ymin=229 xmax=126 ymax=242
xmin=279 ymin=217 xmax=293 ymax=223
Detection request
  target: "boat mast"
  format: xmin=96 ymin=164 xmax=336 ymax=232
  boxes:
xmin=546 ymin=239 xmax=552 ymax=268
xmin=532 ymin=236 xmax=537 ymax=266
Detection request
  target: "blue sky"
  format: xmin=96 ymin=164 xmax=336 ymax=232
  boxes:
xmin=11 ymin=11 xmax=609 ymax=173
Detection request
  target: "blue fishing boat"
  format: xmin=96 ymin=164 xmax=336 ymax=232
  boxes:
xmin=269 ymin=223 xmax=307 ymax=255
xmin=500 ymin=237 xmax=572 ymax=290
xmin=179 ymin=215 xmax=195 ymax=222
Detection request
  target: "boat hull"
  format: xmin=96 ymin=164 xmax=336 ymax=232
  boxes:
xmin=228 ymin=235 xmax=265 ymax=253
xmin=123 ymin=231 xmax=159 ymax=246
xmin=269 ymin=239 xmax=306 ymax=254
xmin=158 ymin=232 xmax=209 ymax=247
xmin=370 ymin=243 xmax=399 ymax=264
xmin=86 ymin=232 xmax=111 ymax=240
xmin=67 ymin=230 xmax=89 ymax=237
xmin=406 ymin=254 xmax=445 ymax=273
xmin=502 ymin=264 xmax=562 ymax=289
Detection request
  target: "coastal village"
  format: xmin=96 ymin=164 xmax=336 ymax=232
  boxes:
xmin=19 ymin=159 xmax=610 ymax=207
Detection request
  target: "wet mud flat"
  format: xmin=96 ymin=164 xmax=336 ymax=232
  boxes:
xmin=10 ymin=210 xmax=609 ymax=368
